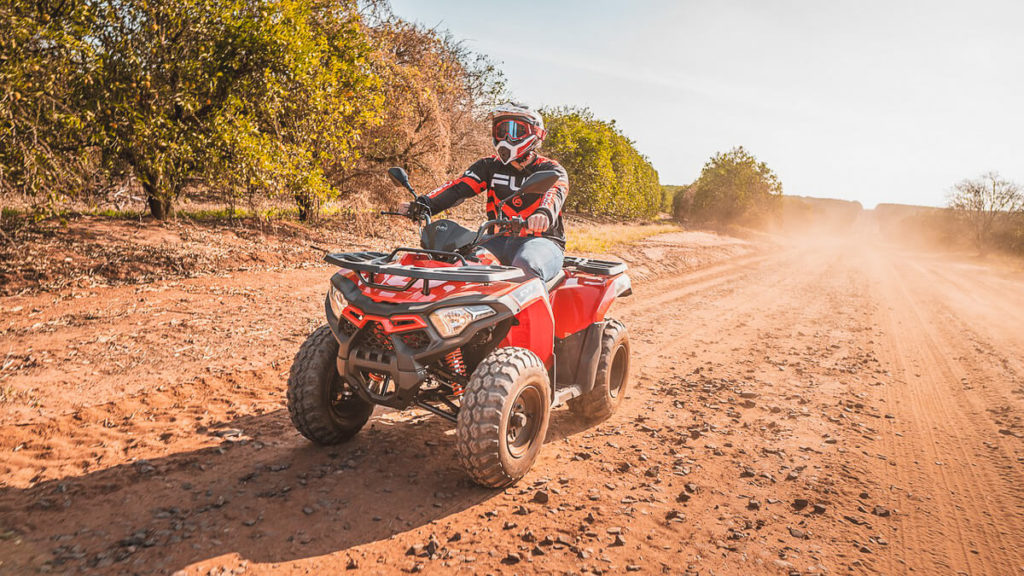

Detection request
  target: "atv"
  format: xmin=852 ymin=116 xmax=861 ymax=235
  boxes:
xmin=287 ymin=167 xmax=633 ymax=487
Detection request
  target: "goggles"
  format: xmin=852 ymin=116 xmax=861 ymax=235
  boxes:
xmin=492 ymin=118 xmax=536 ymax=144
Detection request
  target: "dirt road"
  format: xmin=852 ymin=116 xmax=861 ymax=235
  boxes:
xmin=1 ymin=236 xmax=1022 ymax=575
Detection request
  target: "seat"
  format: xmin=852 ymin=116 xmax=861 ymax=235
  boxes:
xmin=545 ymin=270 xmax=566 ymax=292
xmin=420 ymin=219 xmax=478 ymax=252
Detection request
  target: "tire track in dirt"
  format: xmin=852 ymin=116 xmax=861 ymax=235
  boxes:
xmin=597 ymin=245 xmax=890 ymax=575
xmin=866 ymin=248 xmax=1024 ymax=575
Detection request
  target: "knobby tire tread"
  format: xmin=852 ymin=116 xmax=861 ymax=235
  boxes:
xmin=287 ymin=325 xmax=372 ymax=445
xmin=456 ymin=347 xmax=549 ymax=488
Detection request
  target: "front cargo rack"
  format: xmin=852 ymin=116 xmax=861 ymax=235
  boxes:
xmin=563 ymin=256 xmax=627 ymax=276
xmin=325 ymin=250 xmax=527 ymax=293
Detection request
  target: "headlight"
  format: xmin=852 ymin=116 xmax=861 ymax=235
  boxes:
xmin=328 ymin=285 xmax=347 ymax=318
xmin=429 ymin=305 xmax=495 ymax=338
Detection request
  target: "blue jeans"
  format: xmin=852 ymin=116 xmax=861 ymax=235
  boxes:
xmin=481 ymin=236 xmax=564 ymax=282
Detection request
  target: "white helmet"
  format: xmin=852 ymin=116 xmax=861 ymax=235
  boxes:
xmin=490 ymin=103 xmax=546 ymax=165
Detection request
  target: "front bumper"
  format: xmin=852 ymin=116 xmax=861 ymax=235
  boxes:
xmin=325 ymin=274 xmax=514 ymax=409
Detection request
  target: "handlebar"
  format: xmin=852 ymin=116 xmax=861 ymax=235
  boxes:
xmin=379 ymin=197 xmax=432 ymax=225
xmin=460 ymin=216 xmax=539 ymax=255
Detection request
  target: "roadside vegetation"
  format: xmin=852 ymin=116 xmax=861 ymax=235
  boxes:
xmin=876 ymin=173 xmax=1024 ymax=256
xmin=669 ymin=146 xmax=783 ymax=227
xmin=541 ymin=107 xmax=662 ymax=220
xmin=566 ymin=221 xmax=680 ymax=253
xmin=946 ymin=172 xmax=1024 ymax=253
xmin=5 ymin=0 xmax=1022 ymax=262
xmin=0 ymin=0 xmax=501 ymax=222
xmin=0 ymin=0 xmax=661 ymax=228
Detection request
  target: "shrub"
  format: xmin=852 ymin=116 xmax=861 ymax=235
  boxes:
xmin=679 ymin=146 xmax=782 ymax=225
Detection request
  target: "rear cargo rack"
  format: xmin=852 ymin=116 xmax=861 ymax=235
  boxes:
xmin=563 ymin=256 xmax=627 ymax=276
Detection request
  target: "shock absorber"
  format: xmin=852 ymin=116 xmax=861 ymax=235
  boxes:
xmin=445 ymin=348 xmax=466 ymax=395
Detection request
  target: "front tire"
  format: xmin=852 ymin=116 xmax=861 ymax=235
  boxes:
xmin=287 ymin=325 xmax=374 ymax=444
xmin=569 ymin=318 xmax=630 ymax=421
xmin=456 ymin=347 xmax=551 ymax=488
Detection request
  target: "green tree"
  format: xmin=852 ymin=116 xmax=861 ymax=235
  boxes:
xmin=660 ymin=184 xmax=687 ymax=213
xmin=0 ymin=0 xmax=97 ymax=210
xmin=86 ymin=0 xmax=380 ymax=220
xmin=210 ymin=0 xmax=383 ymax=221
xmin=681 ymin=146 xmax=782 ymax=224
xmin=669 ymin=184 xmax=692 ymax=217
xmin=541 ymin=107 xmax=661 ymax=219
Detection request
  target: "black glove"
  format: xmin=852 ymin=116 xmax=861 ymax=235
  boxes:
xmin=413 ymin=196 xmax=433 ymax=216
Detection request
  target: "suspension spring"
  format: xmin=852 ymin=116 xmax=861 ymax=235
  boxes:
xmin=445 ymin=348 xmax=466 ymax=395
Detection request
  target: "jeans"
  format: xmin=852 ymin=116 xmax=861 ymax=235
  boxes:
xmin=481 ymin=236 xmax=564 ymax=282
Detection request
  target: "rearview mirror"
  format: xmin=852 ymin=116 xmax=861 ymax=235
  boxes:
xmin=493 ymin=170 xmax=562 ymax=216
xmin=518 ymin=170 xmax=561 ymax=197
xmin=387 ymin=167 xmax=416 ymax=196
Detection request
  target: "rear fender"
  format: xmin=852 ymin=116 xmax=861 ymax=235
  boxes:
xmin=554 ymin=320 xmax=607 ymax=394
xmin=550 ymin=273 xmax=631 ymax=339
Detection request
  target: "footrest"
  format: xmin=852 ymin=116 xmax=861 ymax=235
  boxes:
xmin=563 ymin=256 xmax=627 ymax=276
xmin=552 ymin=385 xmax=582 ymax=407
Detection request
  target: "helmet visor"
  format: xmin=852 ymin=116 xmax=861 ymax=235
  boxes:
xmin=492 ymin=119 xmax=534 ymax=144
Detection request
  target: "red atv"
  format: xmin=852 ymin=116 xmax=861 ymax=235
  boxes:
xmin=287 ymin=167 xmax=632 ymax=487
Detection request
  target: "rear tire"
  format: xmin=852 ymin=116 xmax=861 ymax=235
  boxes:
xmin=287 ymin=325 xmax=374 ymax=444
xmin=456 ymin=347 xmax=551 ymax=488
xmin=569 ymin=318 xmax=630 ymax=421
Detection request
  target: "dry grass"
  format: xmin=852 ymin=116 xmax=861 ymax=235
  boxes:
xmin=0 ymin=384 xmax=40 ymax=407
xmin=566 ymin=222 xmax=682 ymax=253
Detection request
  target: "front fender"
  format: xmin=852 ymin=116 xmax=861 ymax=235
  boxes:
xmin=498 ymin=296 xmax=555 ymax=366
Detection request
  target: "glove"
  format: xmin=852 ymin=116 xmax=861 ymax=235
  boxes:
xmin=397 ymin=197 xmax=432 ymax=218
xmin=526 ymin=213 xmax=550 ymax=234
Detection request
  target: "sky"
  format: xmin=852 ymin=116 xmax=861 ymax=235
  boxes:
xmin=388 ymin=0 xmax=1024 ymax=209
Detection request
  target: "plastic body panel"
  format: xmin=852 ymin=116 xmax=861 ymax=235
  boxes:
xmin=549 ymin=271 xmax=630 ymax=339
xmin=498 ymin=296 xmax=555 ymax=366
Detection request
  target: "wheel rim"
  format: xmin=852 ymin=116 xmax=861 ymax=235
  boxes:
xmin=326 ymin=371 xmax=363 ymax=425
xmin=608 ymin=344 xmax=628 ymax=399
xmin=506 ymin=383 xmax=543 ymax=458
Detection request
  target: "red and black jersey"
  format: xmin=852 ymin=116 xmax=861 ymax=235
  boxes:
xmin=421 ymin=153 xmax=570 ymax=249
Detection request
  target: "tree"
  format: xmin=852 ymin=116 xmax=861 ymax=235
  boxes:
xmin=541 ymin=107 xmax=661 ymax=219
xmin=681 ymin=146 xmax=782 ymax=224
xmin=335 ymin=16 xmax=504 ymax=206
xmin=0 ymin=0 xmax=98 ymax=209
xmin=86 ymin=0 xmax=381 ymax=220
xmin=661 ymin=185 xmax=687 ymax=213
xmin=670 ymin=184 xmax=693 ymax=217
xmin=947 ymin=172 xmax=1024 ymax=252
xmin=211 ymin=0 xmax=384 ymax=221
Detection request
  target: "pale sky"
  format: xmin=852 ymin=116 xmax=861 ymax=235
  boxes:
xmin=389 ymin=0 xmax=1024 ymax=208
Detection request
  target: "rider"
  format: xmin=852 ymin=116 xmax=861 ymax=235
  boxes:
xmin=399 ymin=103 xmax=569 ymax=282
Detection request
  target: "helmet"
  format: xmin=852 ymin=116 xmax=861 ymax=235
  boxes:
xmin=490 ymin=103 xmax=546 ymax=165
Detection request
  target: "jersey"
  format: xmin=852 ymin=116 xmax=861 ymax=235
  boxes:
xmin=421 ymin=153 xmax=570 ymax=249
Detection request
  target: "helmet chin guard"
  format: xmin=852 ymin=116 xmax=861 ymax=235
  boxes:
xmin=495 ymin=135 xmax=540 ymax=164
